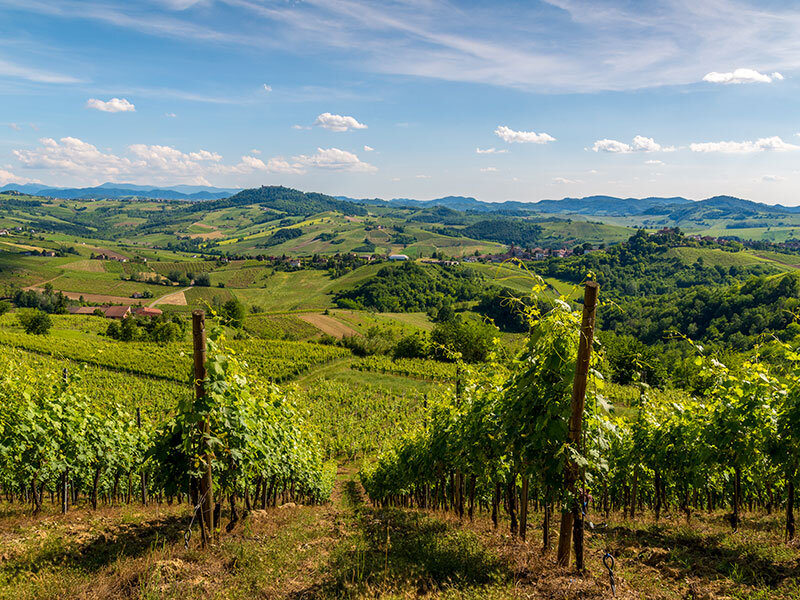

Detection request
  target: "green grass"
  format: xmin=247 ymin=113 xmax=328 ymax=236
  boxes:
xmin=184 ymin=286 xmax=236 ymax=307
xmin=231 ymin=271 xmax=334 ymax=311
xmin=666 ymin=247 xmax=787 ymax=269
xmin=329 ymin=310 xmax=431 ymax=335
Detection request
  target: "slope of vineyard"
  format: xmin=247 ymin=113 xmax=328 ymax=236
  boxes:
xmin=0 ymin=317 xmax=350 ymax=383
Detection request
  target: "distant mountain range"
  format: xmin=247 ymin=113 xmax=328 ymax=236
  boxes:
xmin=338 ymin=194 xmax=695 ymax=216
xmin=3 ymin=182 xmax=799 ymax=220
xmin=340 ymin=193 xmax=800 ymax=218
xmin=0 ymin=182 xmax=238 ymax=200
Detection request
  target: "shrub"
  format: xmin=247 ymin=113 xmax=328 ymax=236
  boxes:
xmin=18 ymin=309 xmax=52 ymax=335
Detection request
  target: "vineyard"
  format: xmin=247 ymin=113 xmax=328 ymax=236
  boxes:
xmin=243 ymin=313 xmax=320 ymax=340
xmin=0 ymin=288 xmax=798 ymax=599
xmin=352 ymin=355 xmax=459 ymax=381
xmin=359 ymin=292 xmax=800 ymax=585
xmin=0 ymin=317 xmax=336 ymax=526
xmin=0 ymin=322 xmax=349 ymax=383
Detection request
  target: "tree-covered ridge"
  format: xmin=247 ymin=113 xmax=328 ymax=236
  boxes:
xmin=534 ymin=229 xmax=779 ymax=297
xmin=603 ymin=271 xmax=800 ymax=348
xmin=334 ymin=262 xmax=487 ymax=312
xmin=452 ymin=218 xmax=544 ymax=246
xmin=186 ymin=186 xmax=367 ymax=217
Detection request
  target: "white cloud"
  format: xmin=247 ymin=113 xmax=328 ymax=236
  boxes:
xmin=702 ymin=68 xmax=780 ymax=84
xmin=7 ymin=123 xmax=21 ymax=131
xmin=592 ymin=139 xmax=632 ymax=153
xmin=263 ymin=83 xmax=272 ymax=92
xmin=263 ymin=158 xmax=305 ymax=174
xmin=414 ymin=174 xmax=431 ymax=179
xmin=476 ymin=147 xmax=507 ymax=154
xmin=495 ymin=125 xmax=555 ymax=144
xmin=165 ymin=112 xmax=177 ymax=118
xmin=593 ymin=135 xmax=672 ymax=153
xmin=314 ymin=112 xmax=368 ymax=132
xmin=293 ymin=147 xmax=376 ymax=172
xmin=363 ymin=145 xmax=374 ymax=152
xmin=690 ymin=136 xmax=799 ymax=153
xmin=235 ymin=155 xmax=266 ymax=170
xmin=292 ymin=124 xmax=310 ymax=130
xmin=632 ymin=135 xmax=664 ymax=152
xmin=480 ymin=167 xmax=497 ymax=172
xmin=11 ymin=136 xmax=307 ymax=184
xmin=0 ymin=168 xmax=38 ymax=185
xmin=760 ymin=174 xmax=784 ymax=182
xmin=86 ymin=98 xmax=136 ymax=113
xmin=552 ymin=176 xmax=579 ymax=184
xmin=250 ymin=148 xmax=261 ymax=154
xmin=588 ymin=169 xmax=599 ymax=174
xmin=644 ymin=159 xmax=664 ymax=165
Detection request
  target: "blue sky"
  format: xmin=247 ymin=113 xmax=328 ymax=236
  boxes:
xmin=1 ymin=0 xmax=800 ymax=204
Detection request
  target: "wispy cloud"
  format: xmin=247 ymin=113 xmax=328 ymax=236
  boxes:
xmin=13 ymin=0 xmax=800 ymax=92
xmin=0 ymin=57 xmax=82 ymax=84
xmin=476 ymin=147 xmax=507 ymax=154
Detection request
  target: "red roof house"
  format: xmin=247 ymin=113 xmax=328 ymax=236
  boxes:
xmin=103 ymin=306 xmax=132 ymax=319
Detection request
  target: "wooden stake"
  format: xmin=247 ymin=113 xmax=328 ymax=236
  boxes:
xmin=556 ymin=281 xmax=599 ymax=568
xmin=193 ymin=309 xmax=214 ymax=546
xmin=137 ymin=408 xmax=147 ymax=506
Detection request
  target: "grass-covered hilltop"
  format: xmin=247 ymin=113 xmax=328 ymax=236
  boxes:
xmin=1 ymin=185 xmax=800 ymax=599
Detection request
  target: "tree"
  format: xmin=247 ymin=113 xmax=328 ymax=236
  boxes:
xmin=222 ymin=300 xmax=246 ymax=328
xmin=18 ymin=309 xmax=52 ymax=335
xmin=431 ymin=317 xmax=498 ymax=362
xmin=393 ymin=331 xmax=430 ymax=359
xmin=435 ymin=303 xmax=455 ymax=323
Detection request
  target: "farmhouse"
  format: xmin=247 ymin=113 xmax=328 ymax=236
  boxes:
xmin=67 ymin=305 xmax=164 ymax=319
xmin=103 ymin=306 xmax=132 ymax=319
xmin=67 ymin=306 xmax=98 ymax=315
xmin=388 ymin=254 xmax=409 ymax=261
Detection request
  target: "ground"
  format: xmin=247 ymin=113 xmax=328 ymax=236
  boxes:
xmin=2 ymin=468 xmax=798 ymax=599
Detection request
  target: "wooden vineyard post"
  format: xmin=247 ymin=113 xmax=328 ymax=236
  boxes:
xmin=62 ymin=368 xmax=69 ymax=514
xmin=556 ymin=281 xmax=599 ymax=569
xmin=193 ymin=310 xmax=214 ymax=547
xmin=137 ymin=408 xmax=147 ymax=506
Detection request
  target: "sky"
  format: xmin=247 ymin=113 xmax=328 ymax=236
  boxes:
xmin=1 ymin=0 xmax=800 ymax=204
